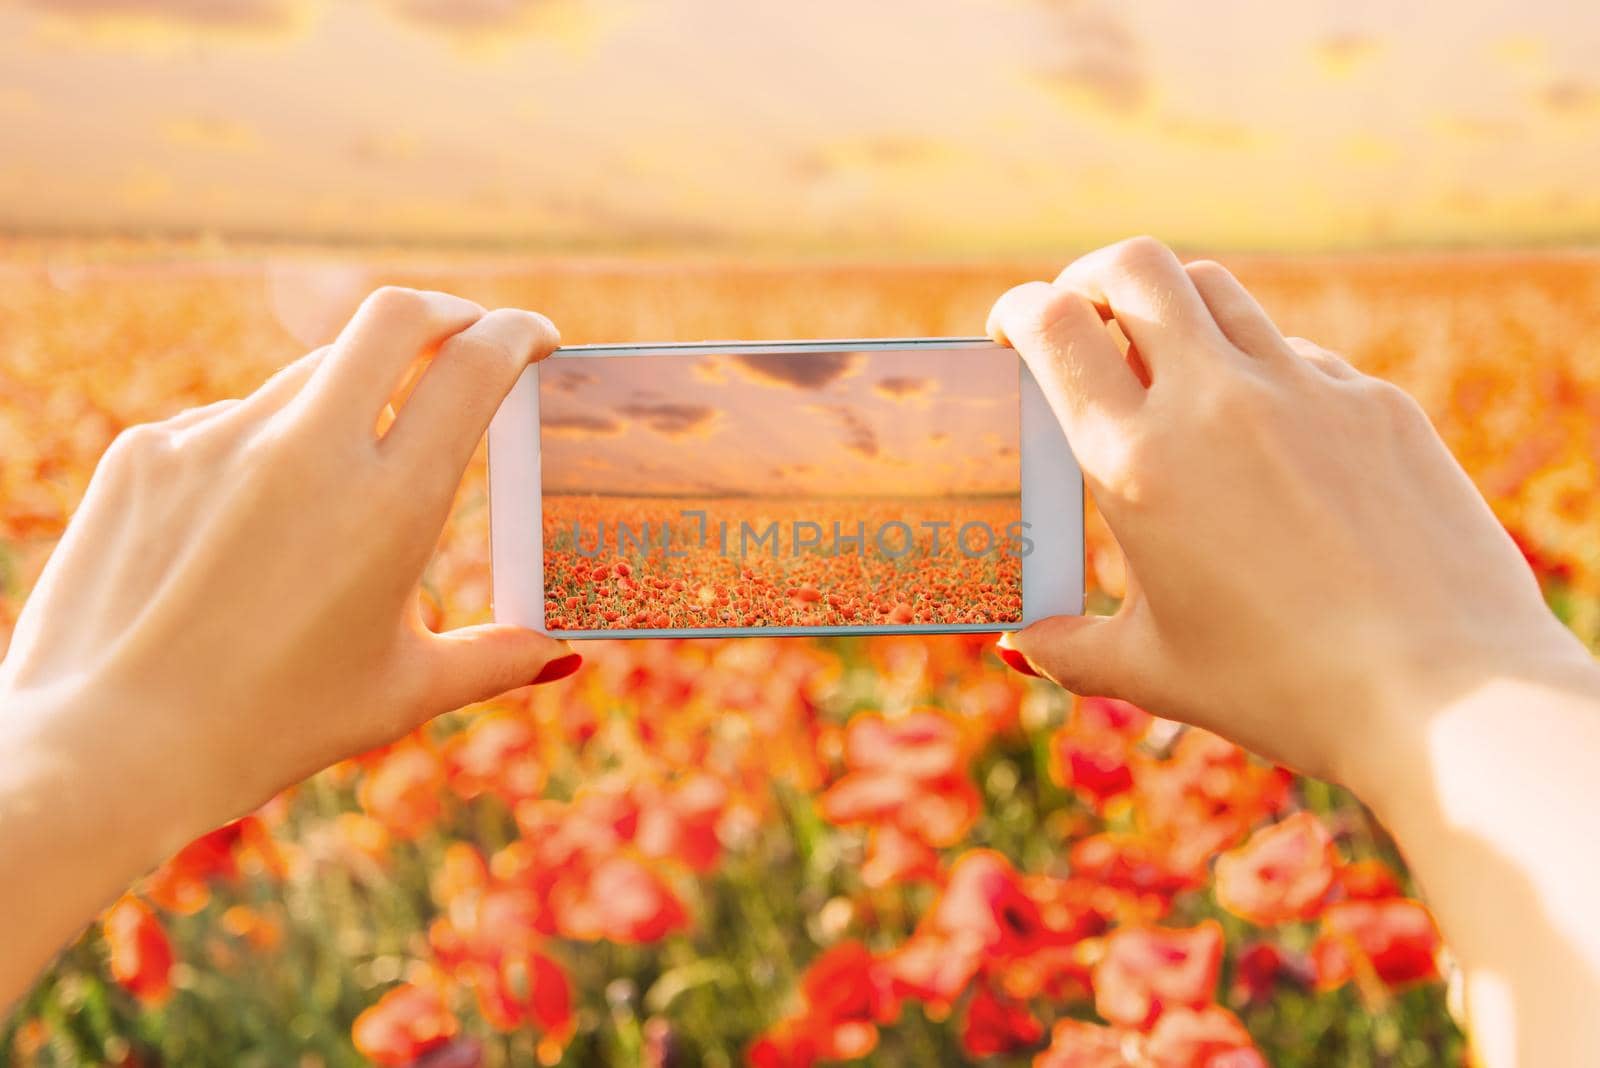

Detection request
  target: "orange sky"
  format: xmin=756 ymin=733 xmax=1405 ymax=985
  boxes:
xmin=1 ymin=1 xmax=1598 ymax=252
xmin=540 ymin=347 xmax=1017 ymax=496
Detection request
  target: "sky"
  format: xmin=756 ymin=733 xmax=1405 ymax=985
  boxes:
xmin=1 ymin=0 xmax=1598 ymax=252
xmin=539 ymin=347 xmax=1018 ymax=496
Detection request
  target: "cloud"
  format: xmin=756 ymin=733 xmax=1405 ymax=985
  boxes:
xmin=1313 ymin=33 xmax=1382 ymax=78
xmin=792 ymin=137 xmax=952 ymax=181
xmin=376 ymin=0 xmax=608 ymax=47
xmin=1040 ymin=4 xmax=1147 ymax=114
xmin=545 ymin=368 xmax=594 ymax=394
xmin=873 ymin=376 xmax=936 ymax=402
xmin=544 ymin=410 xmax=623 ymax=437
xmin=383 ymin=0 xmax=539 ymax=29
xmin=162 ymin=116 xmax=262 ymax=153
xmin=351 ymin=130 xmax=422 ymax=165
xmin=615 ymin=400 xmax=719 ymax=438
xmin=117 ymin=166 xmax=172 ymax=207
xmin=17 ymin=0 xmax=306 ymax=30
xmin=731 ymin=351 xmax=860 ymax=390
xmin=805 ymin=403 xmax=879 ymax=459
xmin=1435 ymin=116 xmax=1523 ymax=142
xmin=692 ymin=357 xmax=729 ymax=385
xmin=1340 ymin=133 xmax=1396 ymax=164
xmin=1158 ymin=114 xmax=1260 ymax=150
xmin=1538 ymin=79 xmax=1600 ymax=116
xmin=1491 ymin=34 xmax=1547 ymax=72
xmin=929 ymin=432 xmax=950 ymax=446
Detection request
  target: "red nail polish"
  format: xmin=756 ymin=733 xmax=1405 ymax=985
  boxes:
xmin=530 ymin=652 xmax=582 ymax=685
xmin=996 ymin=646 xmax=1040 ymax=678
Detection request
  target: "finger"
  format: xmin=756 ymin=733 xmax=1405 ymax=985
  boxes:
xmin=311 ymin=287 xmax=484 ymax=429
xmin=385 ymin=308 xmax=560 ymax=480
xmin=996 ymin=613 xmax=1132 ymax=698
xmin=1054 ymin=237 xmax=1230 ymax=382
xmin=420 ymin=624 xmax=580 ymax=713
xmin=1184 ymin=261 xmax=1294 ymax=361
xmin=238 ymin=346 xmax=331 ymax=416
xmin=988 ymin=281 xmax=1145 ymax=424
xmin=167 ymin=349 xmax=331 ymax=442
xmin=1285 ymin=336 xmax=1361 ymax=380
xmin=163 ymin=399 xmax=239 ymax=434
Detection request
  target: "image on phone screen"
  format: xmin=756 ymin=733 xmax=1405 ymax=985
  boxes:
xmin=537 ymin=344 xmax=1025 ymax=633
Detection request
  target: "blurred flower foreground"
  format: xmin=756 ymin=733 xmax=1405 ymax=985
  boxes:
xmin=3 ymin=243 xmax=1597 ymax=1067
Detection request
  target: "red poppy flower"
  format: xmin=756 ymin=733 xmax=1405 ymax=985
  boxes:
xmin=961 ymin=983 xmax=1043 ymax=1056
xmin=1032 ymin=1019 xmax=1129 ymax=1068
xmin=102 ymin=896 xmax=173 ymax=1005
xmin=884 ymin=931 xmax=984 ymax=1010
xmin=1214 ymin=812 xmax=1337 ymax=925
xmin=820 ymin=710 xmax=980 ymax=848
xmin=1092 ymin=921 xmax=1224 ymax=1030
xmin=1311 ymin=898 xmax=1441 ymax=992
xmin=747 ymin=1023 xmax=820 ymax=1068
xmin=1333 ymin=859 xmax=1404 ymax=902
xmin=861 ymin=824 xmax=941 ymax=889
xmin=442 ymin=711 xmax=546 ymax=805
xmin=1145 ymin=1005 xmax=1264 ymax=1068
xmin=467 ymin=949 xmax=574 ymax=1048
xmin=1226 ymin=941 xmax=1311 ymax=1007
xmin=431 ymin=842 xmax=490 ymax=908
xmin=799 ymin=941 xmax=900 ymax=1042
xmin=635 ymin=774 xmax=728 ymax=873
xmin=551 ymin=854 xmax=688 ymax=944
xmin=352 ymin=982 xmax=459 ymax=1067
xmin=1051 ymin=731 xmax=1136 ymax=807
xmin=751 ymin=940 xmax=897 ymax=1065
xmin=1076 ymin=696 xmax=1152 ymax=738
xmin=931 ymin=850 xmax=1051 ymax=957
xmin=142 ymin=816 xmax=267 ymax=914
xmin=1069 ymin=833 xmax=1207 ymax=902
xmin=359 ymin=740 xmax=446 ymax=840
xmin=1132 ymin=731 xmax=1293 ymax=874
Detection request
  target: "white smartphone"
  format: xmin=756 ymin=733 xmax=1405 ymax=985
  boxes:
xmin=488 ymin=338 xmax=1082 ymax=638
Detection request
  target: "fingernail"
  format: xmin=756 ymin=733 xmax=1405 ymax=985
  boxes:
xmin=530 ymin=652 xmax=582 ymax=685
xmin=996 ymin=646 xmax=1040 ymax=678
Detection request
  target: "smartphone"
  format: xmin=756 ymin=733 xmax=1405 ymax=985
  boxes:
xmin=488 ymin=338 xmax=1082 ymax=638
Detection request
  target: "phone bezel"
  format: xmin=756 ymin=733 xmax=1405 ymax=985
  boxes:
xmin=488 ymin=337 xmax=1083 ymax=638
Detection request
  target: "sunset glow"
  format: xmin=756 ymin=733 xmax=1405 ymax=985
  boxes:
xmin=1 ymin=0 xmax=1597 ymax=252
xmin=539 ymin=347 xmax=1017 ymax=497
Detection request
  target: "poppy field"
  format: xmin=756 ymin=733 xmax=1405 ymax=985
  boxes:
xmin=541 ymin=495 xmax=1024 ymax=631
xmin=2 ymin=242 xmax=1597 ymax=1067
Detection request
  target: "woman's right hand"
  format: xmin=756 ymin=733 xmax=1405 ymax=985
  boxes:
xmin=986 ymin=237 xmax=1588 ymax=791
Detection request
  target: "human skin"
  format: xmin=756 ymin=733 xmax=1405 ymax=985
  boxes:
xmin=0 ymin=288 xmax=577 ymax=1006
xmin=988 ymin=237 xmax=1600 ymax=1068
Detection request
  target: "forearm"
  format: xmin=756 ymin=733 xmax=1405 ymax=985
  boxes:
xmin=0 ymin=684 xmax=193 ymax=1008
xmin=1355 ymin=641 xmax=1600 ymax=1068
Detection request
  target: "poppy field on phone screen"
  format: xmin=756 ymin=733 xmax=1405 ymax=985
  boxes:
xmin=541 ymin=496 xmax=1024 ymax=631
xmin=2 ymin=247 xmax=1596 ymax=1067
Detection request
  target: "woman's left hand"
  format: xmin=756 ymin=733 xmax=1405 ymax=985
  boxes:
xmin=0 ymin=288 xmax=573 ymax=1004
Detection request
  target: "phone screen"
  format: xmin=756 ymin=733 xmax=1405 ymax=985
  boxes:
xmin=538 ymin=343 xmax=1024 ymax=633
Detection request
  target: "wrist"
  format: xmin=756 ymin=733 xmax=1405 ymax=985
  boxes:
xmin=1343 ymin=620 xmax=1599 ymax=821
xmin=1 ymin=678 xmax=207 ymax=877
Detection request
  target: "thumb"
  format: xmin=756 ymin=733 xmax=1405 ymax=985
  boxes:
xmin=422 ymin=624 xmax=581 ymax=712
xmin=996 ymin=613 xmax=1130 ymax=698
